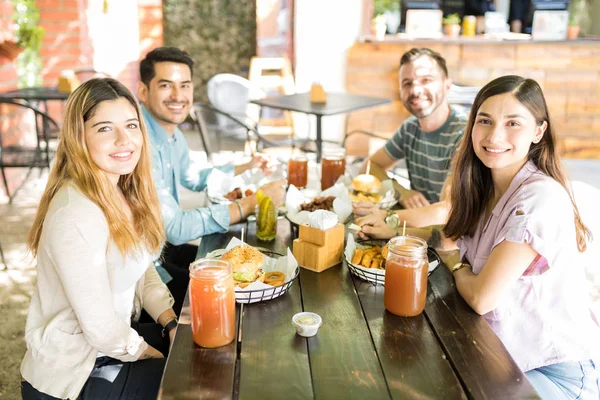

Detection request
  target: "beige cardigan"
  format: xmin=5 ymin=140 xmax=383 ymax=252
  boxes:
xmin=21 ymin=183 xmax=174 ymax=399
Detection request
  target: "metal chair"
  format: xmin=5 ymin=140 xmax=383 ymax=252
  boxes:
xmin=0 ymin=99 xmax=59 ymax=203
xmin=195 ymin=74 xmax=313 ymax=158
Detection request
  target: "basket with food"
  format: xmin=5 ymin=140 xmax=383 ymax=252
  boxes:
xmin=347 ymin=174 xmax=398 ymax=210
xmin=285 ymin=183 xmax=352 ymax=226
xmin=344 ymin=234 xmax=441 ymax=286
xmin=206 ymin=237 xmax=299 ymax=303
xmin=206 ymin=166 xmax=283 ymax=205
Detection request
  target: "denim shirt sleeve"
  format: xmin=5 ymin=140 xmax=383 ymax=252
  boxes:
xmin=175 ymin=131 xmax=235 ymax=192
xmin=151 ymin=142 xmax=232 ymax=245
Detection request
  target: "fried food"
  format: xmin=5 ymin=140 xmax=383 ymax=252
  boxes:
xmin=266 ymin=279 xmax=284 ymax=287
xmin=299 ymin=196 xmax=335 ymax=212
xmin=245 ymin=188 xmax=254 ymax=197
xmin=225 ymin=187 xmax=243 ymax=201
xmin=351 ymin=244 xmax=387 ymax=270
xmin=264 ymin=271 xmax=285 ymax=284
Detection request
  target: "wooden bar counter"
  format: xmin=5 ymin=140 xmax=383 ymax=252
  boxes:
xmin=345 ymin=36 xmax=600 ymax=158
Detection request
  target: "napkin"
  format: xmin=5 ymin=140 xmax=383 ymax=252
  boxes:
xmin=307 ymin=210 xmax=338 ymax=231
xmin=207 ymin=167 xmax=283 ymax=203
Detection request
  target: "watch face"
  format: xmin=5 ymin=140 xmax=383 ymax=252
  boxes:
xmin=385 ymin=213 xmax=399 ymax=230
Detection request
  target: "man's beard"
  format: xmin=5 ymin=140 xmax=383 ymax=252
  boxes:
xmin=405 ymin=96 xmax=436 ymax=118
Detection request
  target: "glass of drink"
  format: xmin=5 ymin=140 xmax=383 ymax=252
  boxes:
xmin=288 ymin=152 xmax=308 ymax=189
xmin=384 ymin=236 xmax=429 ymax=317
xmin=189 ymin=258 xmax=236 ymax=348
xmin=321 ymin=147 xmax=346 ymax=191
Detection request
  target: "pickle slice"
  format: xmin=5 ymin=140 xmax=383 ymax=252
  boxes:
xmin=257 ymin=194 xmax=277 ymax=241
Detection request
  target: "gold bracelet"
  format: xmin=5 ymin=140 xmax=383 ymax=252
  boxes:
xmin=451 ymin=262 xmax=470 ymax=274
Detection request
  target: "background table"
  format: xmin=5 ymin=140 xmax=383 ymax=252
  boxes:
xmin=251 ymin=92 xmax=390 ymax=163
xmin=159 ymin=219 xmax=539 ymax=399
xmin=0 ymin=87 xmax=69 ymax=112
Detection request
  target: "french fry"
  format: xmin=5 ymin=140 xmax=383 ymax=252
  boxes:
xmin=370 ymin=258 xmax=382 ymax=269
xmin=351 ymin=249 xmax=364 ymax=265
xmin=361 ymin=251 xmax=374 ymax=268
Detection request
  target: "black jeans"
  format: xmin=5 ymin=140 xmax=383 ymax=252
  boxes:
xmin=161 ymin=243 xmax=198 ymax=316
xmin=21 ymin=323 xmax=169 ymax=400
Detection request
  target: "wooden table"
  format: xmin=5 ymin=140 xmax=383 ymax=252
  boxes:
xmin=159 ymin=218 xmax=539 ymax=399
xmin=251 ymin=92 xmax=390 ymax=163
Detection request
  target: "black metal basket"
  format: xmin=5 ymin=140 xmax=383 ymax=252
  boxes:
xmin=345 ymin=240 xmax=442 ymax=286
xmin=206 ymin=248 xmax=299 ymax=304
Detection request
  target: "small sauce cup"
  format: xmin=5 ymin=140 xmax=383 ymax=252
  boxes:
xmin=292 ymin=312 xmax=322 ymax=337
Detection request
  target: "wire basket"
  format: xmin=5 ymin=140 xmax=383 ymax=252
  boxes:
xmin=206 ymin=248 xmax=299 ymax=304
xmin=345 ymin=240 xmax=442 ymax=286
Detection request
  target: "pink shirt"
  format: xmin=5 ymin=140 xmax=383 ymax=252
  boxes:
xmin=459 ymin=161 xmax=600 ymax=372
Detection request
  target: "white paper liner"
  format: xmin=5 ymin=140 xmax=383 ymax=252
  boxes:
xmin=344 ymin=234 xmax=440 ymax=285
xmin=339 ymin=175 xmax=398 ymax=210
xmin=206 ymin=237 xmax=299 ymax=303
xmin=286 ymin=183 xmax=353 ymax=225
xmin=206 ymin=165 xmax=285 ymax=204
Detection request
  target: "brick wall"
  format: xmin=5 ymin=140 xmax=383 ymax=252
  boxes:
xmin=0 ymin=0 xmax=164 ymax=201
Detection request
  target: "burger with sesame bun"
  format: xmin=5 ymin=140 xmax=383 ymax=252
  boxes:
xmin=221 ymin=245 xmax=265 ymax=288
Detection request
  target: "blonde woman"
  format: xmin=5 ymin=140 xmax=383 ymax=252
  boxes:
xmin=21 ymin=78 xmax=176 ymax=399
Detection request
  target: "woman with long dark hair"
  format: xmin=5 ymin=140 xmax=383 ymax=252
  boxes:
xmin=359 ymin=75 xmax=600 ymax=398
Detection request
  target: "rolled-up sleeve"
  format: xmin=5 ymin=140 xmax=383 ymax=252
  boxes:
xmin=152 ymin=147 xmax=231 ymax=245
xmin=45 ymin=206 xmax=148 ymax=362
xmin=142 ymin=264 xmax=175 ymax=320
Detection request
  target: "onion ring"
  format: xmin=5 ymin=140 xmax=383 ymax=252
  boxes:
xmin=264 ymin=271 xmax=285 ymax=284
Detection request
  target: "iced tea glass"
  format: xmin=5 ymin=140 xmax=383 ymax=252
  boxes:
xmin=189 ymin=259 xmax=236 ymax=348
xmin=384 ymin=236 xmax=428 ymax=317
xmin=321 ymin=147 xmax=346 ymax=190
xmin=288 ymin=152 xmax=308 ymax=189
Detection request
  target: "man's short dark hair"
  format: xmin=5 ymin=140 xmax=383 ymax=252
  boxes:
xmin=400 ymin=48 xmax=448 ymax=78
xmin=139 ymin=47 xmax=194 ymax=85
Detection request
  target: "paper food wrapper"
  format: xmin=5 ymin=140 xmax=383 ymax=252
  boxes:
xmin=206 ymin=165 xmax=284 ymax=204
xmin=344 ymin=234 xmax=439 ymax=284
xmin=206 ymin=237 xmax=299 ymax=303
xmin=307 ymin=210 xmax=338 ymax=231
xmin=339 ymin=174 xmax=397 ymax=210
xmin=286 ymin=183 xmax=352 ymax=226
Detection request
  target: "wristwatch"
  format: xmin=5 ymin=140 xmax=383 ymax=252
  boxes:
xmin=161 ymin=317 xmax=178 ymax=337
xmin=451 ymin=262 xmax=470 ymax=274
xmin=385 ymin=211 xmax=399 ymax=230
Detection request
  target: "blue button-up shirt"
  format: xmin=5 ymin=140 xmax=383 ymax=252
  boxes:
xmin=143 ymin=105 xmax=234 ymax=281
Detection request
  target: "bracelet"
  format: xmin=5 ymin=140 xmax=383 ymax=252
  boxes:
xmin=234 ymin=199 xmax=245 ymax=220
xmin=161 ymin=317 xmax=178 ymax=337
xmin=451 ymin=262 xmax=470 ymax=274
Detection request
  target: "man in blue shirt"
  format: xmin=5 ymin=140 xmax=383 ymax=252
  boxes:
xmin=138 ymin=47 xmax=285 ymax=314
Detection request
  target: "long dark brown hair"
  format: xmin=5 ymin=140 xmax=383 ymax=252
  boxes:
xmin=444 ymin=75 xmax=590 ymax=252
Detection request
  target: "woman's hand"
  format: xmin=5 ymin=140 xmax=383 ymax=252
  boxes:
xmin=352 ymin=202 xmax=386 ymax=219
xmin=356 ymin=215 xmax=397 ymax=240
xmin=140 ymin=344 xmax=164 ymax=360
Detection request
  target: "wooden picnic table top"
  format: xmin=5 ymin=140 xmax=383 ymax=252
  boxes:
xmin=158 ymin=218 xmax=539 ymax=400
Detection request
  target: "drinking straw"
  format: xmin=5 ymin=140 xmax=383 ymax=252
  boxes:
xmin=402 ymin=220 xmax=406 ymax=236
xmin=241 ymin=227 xmax=245 ymax=243
xmin=366 ymin=160 xmax=371 ymax=175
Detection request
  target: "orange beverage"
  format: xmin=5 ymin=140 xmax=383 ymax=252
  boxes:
xmin=288 ymin=154 xmax=308 ymax=188
xmin=189 ymin=259 xmax=236 ymax=348
xmin=321 ymin=148 xmax=346 ymax=190
xmin=384 ymin=236 xmax=428 ymax=317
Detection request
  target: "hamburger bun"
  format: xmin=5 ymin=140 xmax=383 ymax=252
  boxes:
xmin=352 ymin=174 xmax=382 ymax=194
xmin=221 ymin=245 xmax=265 ymax=286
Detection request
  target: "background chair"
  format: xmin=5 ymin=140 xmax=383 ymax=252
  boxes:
xmin=197 ymin=73 xmax=313 ymax=159
xmin=0 ymin=99 xmax=59 ymax=203
xmin=448 ymin=83 xmax=481 ymax=114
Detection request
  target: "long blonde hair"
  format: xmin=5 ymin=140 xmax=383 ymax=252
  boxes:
xmin=28 ymin=78 xmax=165 ymax=256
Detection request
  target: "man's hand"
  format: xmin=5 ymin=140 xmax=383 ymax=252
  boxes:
xmin=356 ymin=214 xmax=396 ymax=240
xmin=257 ymin=179 xmax=287 ymax=208
xmin=400 ymin=190 xmax=430 ymax=209
xmin=235 ymin=153 xmax=276 ymax=175
xmin=352 ymin=202 xmax=386 ymax=219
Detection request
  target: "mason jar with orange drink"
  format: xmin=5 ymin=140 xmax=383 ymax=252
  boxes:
xmin=384 ymin=236 xmax=429 ymax=317
xmin=188 ymin=258 xmax=236 ymax=348
xmin=321 ymin=147 xmax=346 ymax=190
xmin=288 ymin=152 xmax=308 ymax=189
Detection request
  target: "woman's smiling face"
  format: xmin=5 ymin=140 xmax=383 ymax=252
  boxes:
xmin=472 ymin=92 xmax=547 ymax=179
xmin=84 ymin=97 xmax=143 ymax=186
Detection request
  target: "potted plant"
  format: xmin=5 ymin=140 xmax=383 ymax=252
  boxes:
xmin=443 ymin=14 xmax=461 ymax=38
xmin=566 ymin=0 xmax=590 ymax=40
